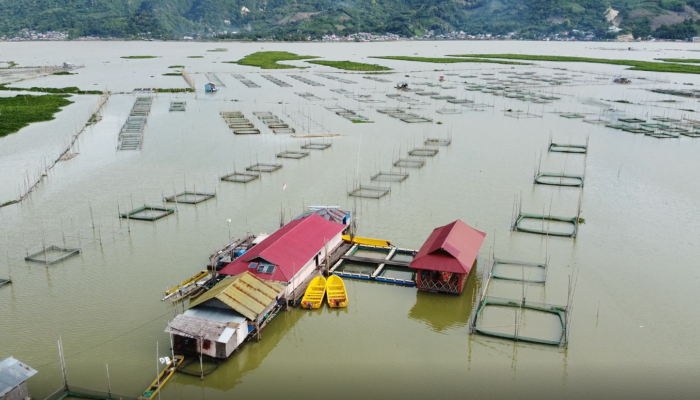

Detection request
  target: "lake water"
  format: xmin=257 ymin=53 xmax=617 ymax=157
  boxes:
xmin=1 ymin=40 xmax=699 ymax=399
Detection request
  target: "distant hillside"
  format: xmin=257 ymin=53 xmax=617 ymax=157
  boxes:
xmin=1 ymin=0 xmax=700 ymax=40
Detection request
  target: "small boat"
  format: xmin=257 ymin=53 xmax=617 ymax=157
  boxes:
xmin=327 ymin=275 xmax=348 ymax=308
xmin=188 ymin=286 xmax=207 ymax=300
xmin=301 ymin=276 xmax=326 ymax=309
xmin=138 ymin=355 xmax=184 ymax=399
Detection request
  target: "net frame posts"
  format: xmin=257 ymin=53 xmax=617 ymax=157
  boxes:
xmin=370 ymin=171 xmax=409 ymax=182
xmin=276 ymin=150 xmax=310 ymax=159
xmin=548 ymin=134 xmax=589 ymax=154
xmin=24 ymin=245 xmax=81 ymax=265
xmin=393 ymin=158 xmax=426 ymax=168
xmin=513 ymin=213 xmax=578 ymax=238
xmin=301 ymin=142 xmax=332 ymax=150
xmin=220 ymin=171 xmax=260 ymax=183
xmin=348 ymin=185 xmax=391 ymax=199
xmin=490 ymin=258 xmax=548 ymax=284
xmin=120 ymin=205 xmax=176 ymax=221
xmin=164 ymin=191 xmax=215 ymax=204
xmin=245 ymin=163 xmax=283 ymax=173
xmin=408 ymin=147 xmax=439 ymax=157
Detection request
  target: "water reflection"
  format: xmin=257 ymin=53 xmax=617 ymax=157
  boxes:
xmin=407 ymin=273 xmax=478 ymax=332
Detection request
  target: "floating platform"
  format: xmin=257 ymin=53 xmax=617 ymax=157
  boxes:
xmin=370 ymin=171 xmax=409 ymax=182
xmin=25 ymin=245 xmax=80 ymax=265
xmin=301 ymin=142 xmax=331 ymax=150
xmin=408 ymin=147 xmax=439 ymax=157
xmin=393 ymin=158 xmax=425 ymax=168
xmin=618 ymin=117 xmax=645 ymax=123
xmin=329 ymin=240 xmax=417 ymax=286
xmin=277 ymin=150 xmax=310 ymax=159
xmin=534 ymin=172 xmax=584 ymax=187
xmin=164 ymin=191 xmax=215 ymax=204
xmin=246 ymin=163 xmax=282 ymax=173
xmin=221 ymin=171 xmax=260 ymax=183
xmin=549 ymin=143 xmax=587 ymax=154
xmin=121 ymin=205 xmax=175 ymax=221
xmin=348 ymin=185 xmax=390 ymax=199
xmin=169 ymin=101 xmax=186 ymax=111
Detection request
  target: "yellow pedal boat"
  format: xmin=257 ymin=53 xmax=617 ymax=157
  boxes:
xmin=301 ymin=276 xmax=326 ymax=309
xmin=327 ymin=275 xmax=348 ymax=308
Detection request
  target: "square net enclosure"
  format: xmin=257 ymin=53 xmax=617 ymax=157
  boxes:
xmin=273 ymin=128 xmax=296 ymax=134
xmin=618 ymin=117 xmax=645 ymax=123
xmin=169 ymin=101 xmax=186 ymax=111
xmin=221 ymin=171 xmax=260 ymax=183
xmin=514 ymin=213 xmax=578 ymax=237
xmin=559 ymin=113 xmax=585 ymax=118
xmin=276 ymin=150 xmax=310 ymax=159
xmin=233 ymin=129 xmax=261 ymax=135
xmin=164 ymin=191 xmax=215 ymax=204
xmin=534 ymin=173 xmax=584 ymax=187
xmin=121 ymin=205 xmax=176 ymax=221
xmin=425 ymin=138 xmax=452 ymax=146
xmin=549 ymin=143 xmax=587 ymax=154
xmin=371 ymin=171 xmax=409 ymax=182
xmin=393 ymin=158 xmax=426 ymax=168
xmin=491 ymin=259 xmax=547 ymax=283
xmin=246 ymin=163 xmax=282 ymax=173
xmin=348 ymin=185 xmax=391 ymax=199
xmin=25 ymin=245 xmax=81 ymax=265
xmin=302 ymin=142 xmax=331 ymax=150
xmin=408 ymin=147 xmax=439 ymax=157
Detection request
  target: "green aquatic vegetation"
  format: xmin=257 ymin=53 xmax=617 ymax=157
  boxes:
xmin=156 ymin=88 xmax=195 ymax=93
xmin=168 ymin=65 xmax=185 ymax=68
xmin=0 ymin=94 xmax=73 ymax=137
xmin=207 ymin=48 xmax=228 ymax=52
xmin=656 ymin=58 xmax=700 ymax=63
xmin=187 ymin=56 xmax=204 ymax=58
xmin=351 ymin=120 xmax=374 ymax=123
xmin=53 ymin=71 xmax=74 ymax=75
xmin=306 ymin=60 xmax=391 ymax=71
xmin=452 ymin=54 xmax=700 ymax=75
xmin=121 ymin=55 xmax=157 ymax=59
xmin=0 ymin=85 xmax=102 ymax=95
xmin=234 ymin=51 xmax=318 ymax=69
xmin=371 ymin=56 xmax=529 ymax=65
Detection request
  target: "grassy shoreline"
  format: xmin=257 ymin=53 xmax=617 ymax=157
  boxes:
xmin=233 ymin=51 xmax=318 ymax=69
xmin=370 ymin=56 xmax=530 ymax=65
xmin=121 ymin=55 xmax=157 ymax=59
xmin=0 ymin=94 xmax=73 ymax=137
xmin=306 ymin=60 xmax=391 ymax=71
xmin=0 ymin=85 xmax=102 ymax=95
xmin=452 ymin=54 xmax=700 ymax=74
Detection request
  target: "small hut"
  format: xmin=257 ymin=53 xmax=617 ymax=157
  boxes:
xmin=205 ymin=82 xmax=218 ymax=92
xmin=0 ymin=357 xmax=37 ymax=400
xmin=410 ymin=220 xmax=486 ymax=295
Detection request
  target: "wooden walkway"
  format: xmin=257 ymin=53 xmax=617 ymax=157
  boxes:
xmin=340 ymin=255 xmax=410 ymax=267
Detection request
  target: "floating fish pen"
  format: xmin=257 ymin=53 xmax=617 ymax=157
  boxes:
xmin=220 ymin=171 xmax=260 ymax=183
xmin=386 ymin=93 xmax=415 ymax=103
xmin=513 ymin=213 xmax=578 ymax=237
xmin=164 ymin=191 xmax=215 ymax=204
xmin=436 ymin=107 xmax=462 ymax=114
xmin=504 ymin=110 xmax=543 ymax=119
xmin=0 ymin=278 xmax=10 ymax=288
xmin=424 ymin=138 xmax=451 ymax=146
xmin=231 ymin=74 xmax=260 ymax=88
xmin=645 ymin=131 xmax=679 ymax=139
xmin=301 ymin=142 xmax=332 ymax=150
xmin=246 ymin=163 xmax=282 ymax=173
xmin=649 ymin=88 xmax=700 ymax=98
xmin=276 ymin=150 xmax=310 ymax=159
xmin=491 ymin=258 xmax=547 ymax=284
xmin=618 ymin=117 xmax=645 ymax=123
xmin=430 ymin=95 xmax=456 ymax=100
xmin=118 ymin=97 xmax=152 ymax=150
xmin=253 ymin=111 xmax=294 ymax=133
xmin=121 ymin=205 xmax=176 ymax=221
xmin=621 ymin=126 xmax=649 ymax=134
xmin=470 ymin=296 xmax=568 ymax=346
xmin=296 ymin=92 xmax=323 ymax=101
xmin=326 ymin=106 xmax=373 ymax=123
xmin=414 ymin=91 xmax=439 ymax=96
xmin=408 ymin=147 xmax=438 ymax=157
xmin=25 ymin=245 xmax=81 ymax=265
xmin=330 ymin=88 xmax=352 ymax=95
xmin=316 ymin=73 xmax=356 ymax=84
xmin=363 ymin=76 xmax=391 ymax=83
xmin=204 ymin=73 xmax=225 ymax=87
xmin=220 ymin=111 xmax=260 ymax=134
xmin=559 ymin=113 xmax=585 ymax=119
xmin=652 ymin=116 xmax=680 ymax=123
xmin=549 ymin=143 xmax=587 ymax=154
xmin=681 ymin=130 xmax=700 ymax=138
xmin=393 ymin=158 xmax=426 ymax=168
xmin=375 ymin=108 xmax=431 ymax=123
xmin=330 ymin=241 xmax=416 ymax=285
xmin=348 ymin=185 xmax=391 ymax=199
xmin=642 ymin=122 xmax=670 ymax=129
xmin=169 ymin=101 xmax=186 ymax=111
xmin=261 ymin=74 xmax=292 ymax=87
xmin=535 ymin=172 xmax=584 ymax=187
xmin=289 ymin=75 xmax=324 ymax=87
xmin=130 ymin=97 xmax=153 ymax=116
xmin=447 ymin=99 xmax=473 ymax=104
xmin=582 ymin=117 xmax=610 ymax=125
xmin=460 ymin=75 xmax=478 ymax=78
xmin=370 ymin=171 xmax=409 ymax=182
xmin=539 ymin=95 xmax=561 ymax=100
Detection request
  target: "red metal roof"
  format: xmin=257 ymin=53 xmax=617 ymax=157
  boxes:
xmin=410 ymin=220 xmax=486 ymax=275
xmin=219 ymin=214 xmax=346 ymax=281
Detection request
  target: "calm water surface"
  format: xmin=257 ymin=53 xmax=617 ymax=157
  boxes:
xmin=0 ymin=41 xmax=699 ymax=399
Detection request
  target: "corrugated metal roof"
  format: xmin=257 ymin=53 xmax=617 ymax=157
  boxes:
xmin=220 ymin=214 xmax=346 ymax=281
xmin=0 ymin=357 xmax=37 ymax=397
xmin=410 ymin=220 xmax=486 ymax=274
xmin=295 ymin=207 xmax=349 ymax=225
xmin=165 ymin=314 xmax=228 ymax=342
xmin=188 ymin=271 xmax=284 ymax=320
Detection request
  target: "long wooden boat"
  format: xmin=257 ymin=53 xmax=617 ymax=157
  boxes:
xmin=165 ymin=270 xmax=209 ymax=296
xmin=301 ymin=276 xmax=326 ymax=309
xmin=138 ymin=355 xmax=184 ymax=399
xmin=327 ymin=275 xmax=348 ymax=308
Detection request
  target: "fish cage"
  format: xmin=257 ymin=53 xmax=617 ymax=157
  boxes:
xmin=535 ymin=172 xmax=584 ymax=187
xmin=233 ymin=128 xmax=261 ymax=135
xmin=513 ymin=213 xmax=578 ymax=238
xmin=25 ymin=245 xmax=81 ymax=265
xmin=232 ymin=74 xmax=261 ymax=88
xmin=169 ymin=101 xmax=186 ymax=112
xmin=276 ymin=150 xmax=310 ymax=159
xmin=424 ymin=138 xmax=452 ymax=146
xmin=332 ymin=262 xmax=375 ymax=280
xmin=436 ymin=107 xmax=462 ymax=115
xmin=348 ymin=185 xmax=391 ymax=199
xmin=582 ymin=117 xmax=610 ymax=125
xmin=205 ymin=73 xmax=225 ymax=87
xmin=559 ymin=113 xmax=585 ymax=119
xmin=221 ymin=111 xmax=244 ymax=118
xmin=246 ymin=163 xmax=282 ymax=173
xmin=370 ymin=171 xmax=409 ymax=182
xmin=289 ymin=75 xmax=324 ymax=87
xmin=229 ymin=123 xmax=255 ymax=129
xmin=296 ymin=92 xmax=323 ymax=101
xmin=401 ymin=116 xmax=432 ymax=123
xmin=220 ymin=171 xmax=260 ymax=183
xmin=549 ymin=142 xmax=587 ymax=154
xmin=408 ymin=147 xmax=439 ymax=157
xmin=491 ymin=259 xmax=547 ymax=283
xmin=261 ymin=75 xmax=292 ymax=87
xmin=375 ymin=266 xmax=417 ymax=285
xmin=316 ymin=73 xmax=356 ymax=85
xmin=121 ymin=205 xmax=176 ymax=221
xmin=621 ymin=126 xmax=648 ymax=134
xmin=302 ymin=142 xmax=331 ymax=150
xmin=414 ymin=91 xmax=440 ymax=96
xmin=273 ymin=128 xmax=296 ymax=134
xmin=618 ymin=117 xmax=645 ymax=123
xmin=681 ymin=131 xmax=700 ymax=138
xmin=447 ymin=99 xmax=473 ymax=104
xmin=363 ymin=76 xmax=391 ymax=83
xmin=652 ymin=116 xmax=680 ymax=123
xmin=641 ymin=123 xmax=670 ymax=129
xmin=645 ymin=131 xmax=679 ymax=139
xmin=471 ymin=297 xmax=568 ymax=346
xmin=393 ymin=158 xmax=426 ymax=168
xmin=0 ymin=278 xmax=10 ymax=288
xmin=164 ymin=191 xmax=215 ymax=204
xmin=430 ymin=95 xmax=456 ymax=100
